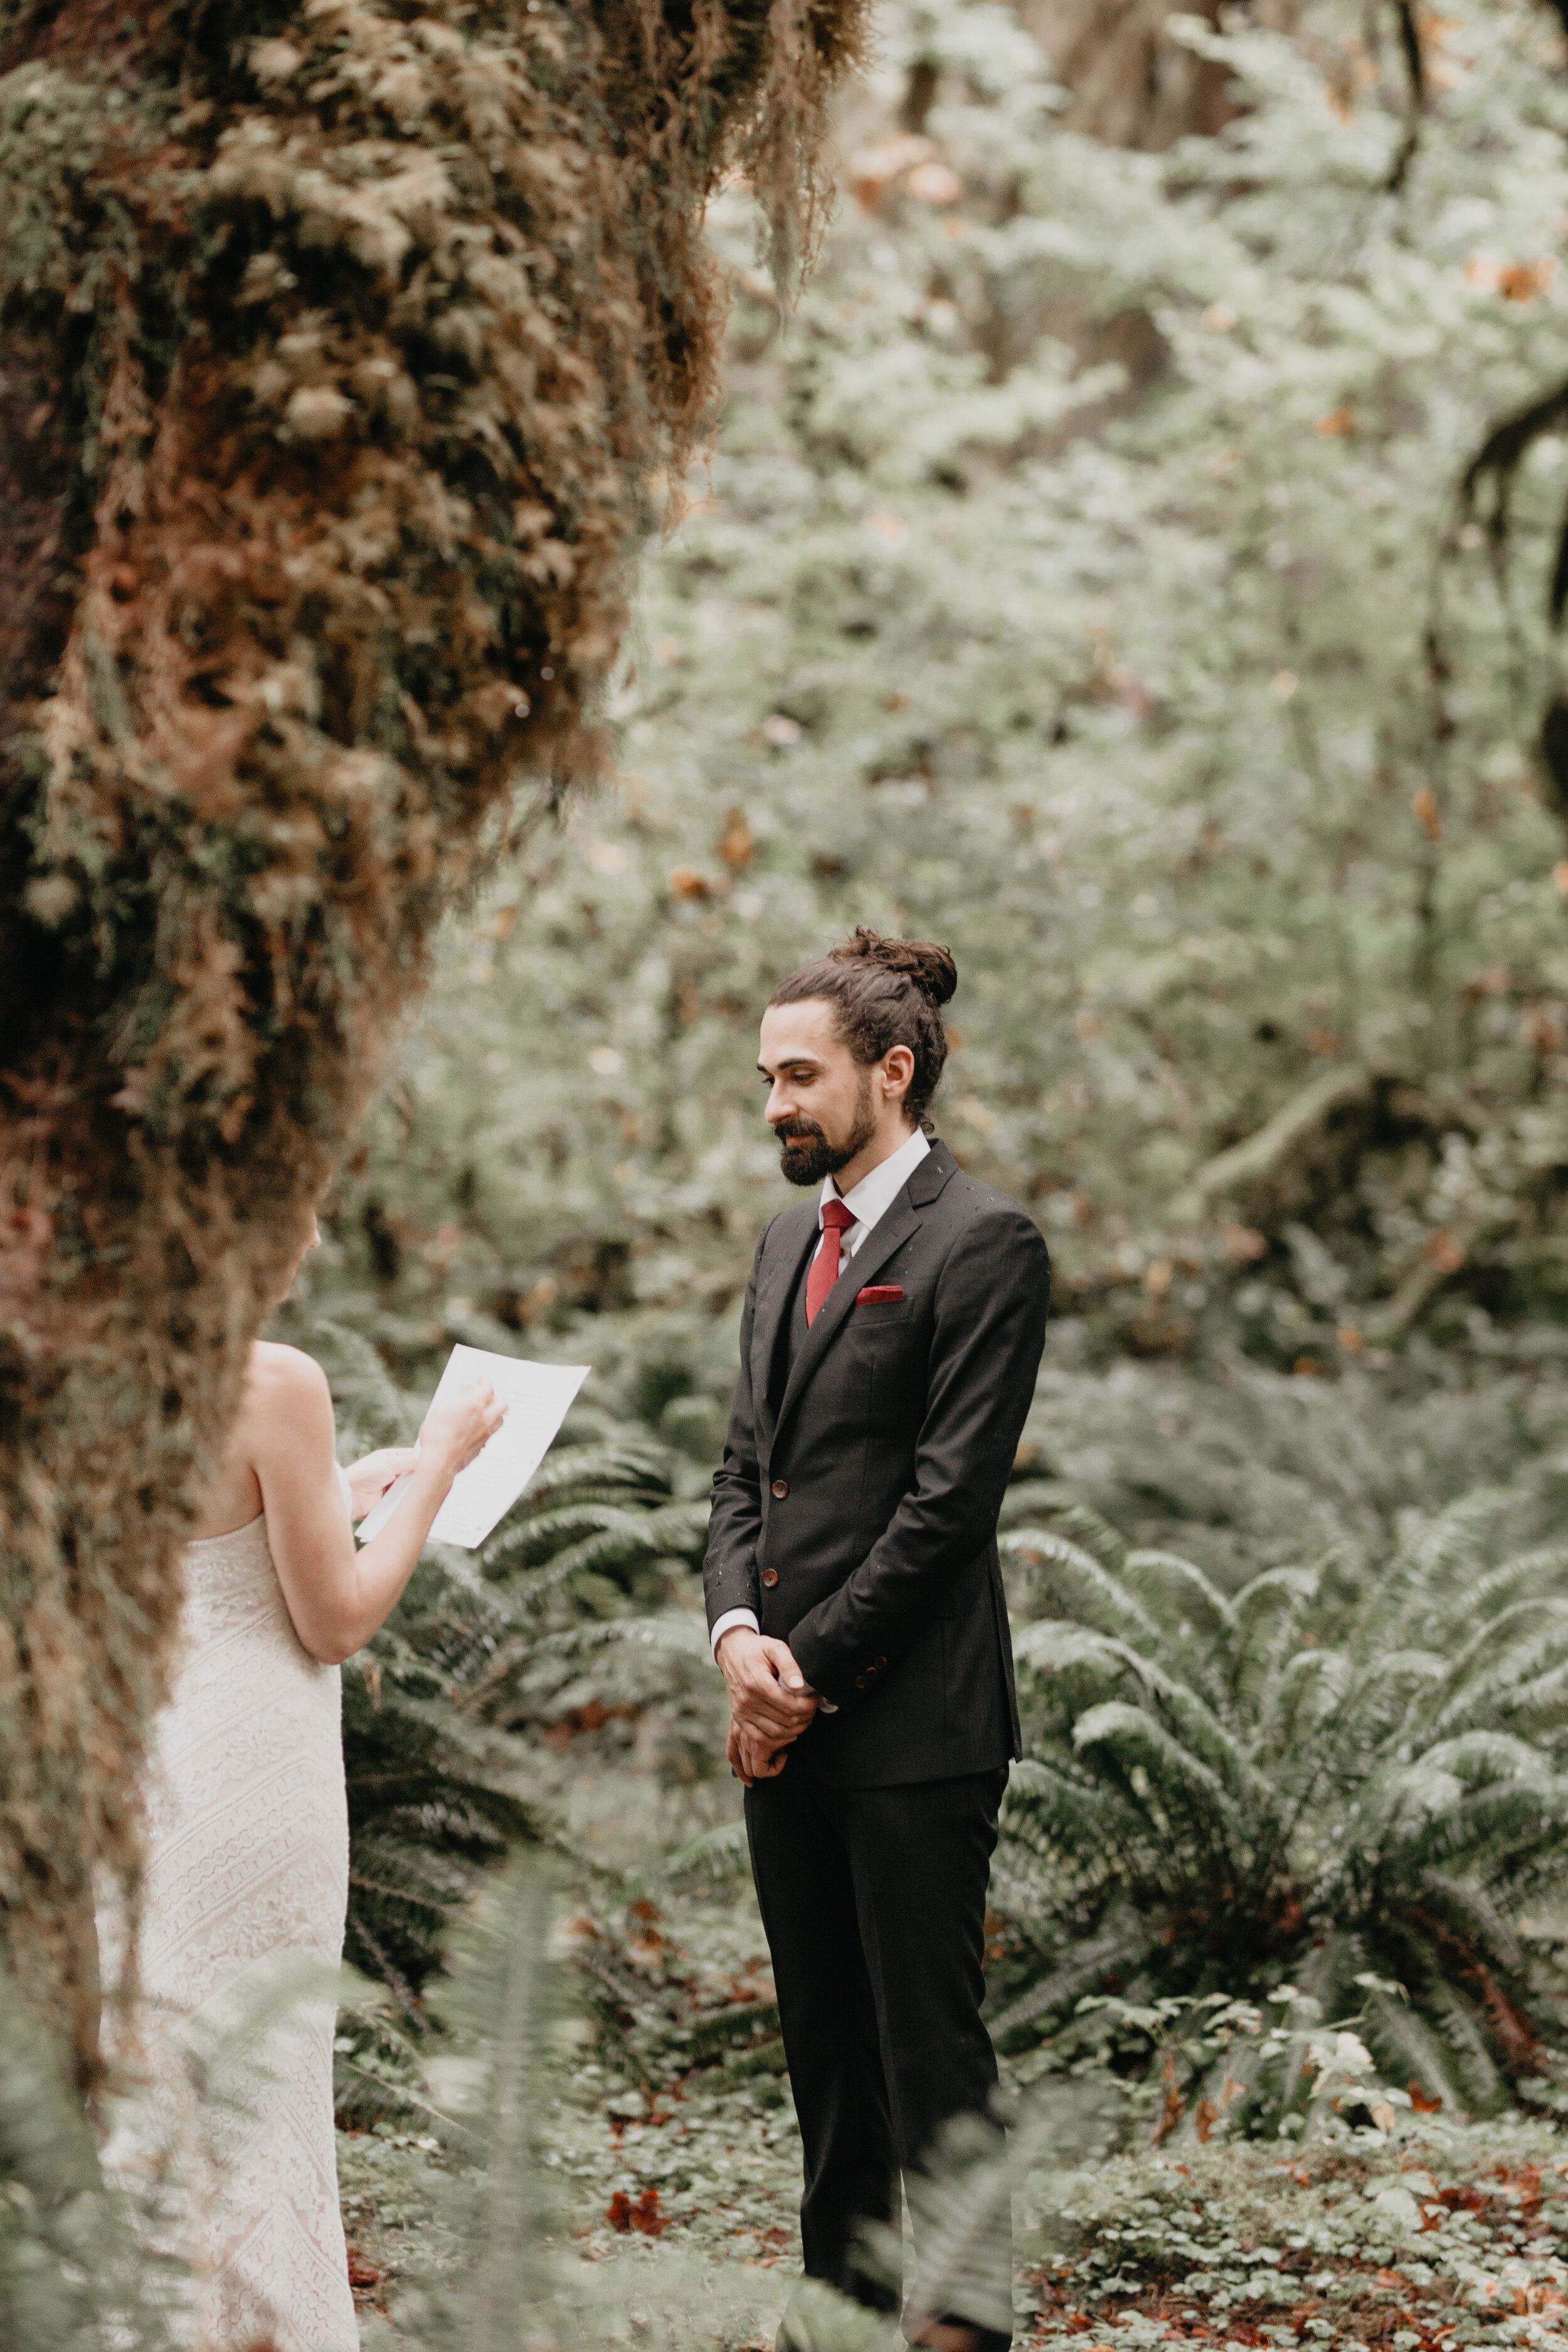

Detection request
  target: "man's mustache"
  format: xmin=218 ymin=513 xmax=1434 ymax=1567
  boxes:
xmin=774 ymin=1119 xmax=826 ymax=1147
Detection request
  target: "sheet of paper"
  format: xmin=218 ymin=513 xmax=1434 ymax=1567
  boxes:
xmin=355 ymin=1345 xmax=590 ymax=1551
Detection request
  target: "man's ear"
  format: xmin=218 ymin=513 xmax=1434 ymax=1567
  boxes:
xmin=882 ymin=1044 xmax=916 ymax=1099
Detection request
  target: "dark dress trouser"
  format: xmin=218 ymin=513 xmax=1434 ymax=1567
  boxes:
xmin=744 ymin=1759 xmax=1011 ymax=2344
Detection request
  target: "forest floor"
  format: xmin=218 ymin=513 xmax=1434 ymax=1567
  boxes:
xmin=340 ymin=1870 xmax=807 ymax=2344
xmin=336 ymin=1873 xmax=1568 ymax=2352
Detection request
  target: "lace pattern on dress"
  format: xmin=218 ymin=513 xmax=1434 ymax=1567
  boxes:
xmin=102 ymin=1513 xmax=358 ymax=2351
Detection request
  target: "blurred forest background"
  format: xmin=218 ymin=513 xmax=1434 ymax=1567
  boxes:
xmin=244 ymin=0 xmax=1568 ymax=2336
xmin=323 ymin=0 xmax=1568 ymax=1379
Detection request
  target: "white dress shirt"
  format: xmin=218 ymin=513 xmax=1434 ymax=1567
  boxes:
xmin=711 ymin=1125 xmax=931 ymax=1661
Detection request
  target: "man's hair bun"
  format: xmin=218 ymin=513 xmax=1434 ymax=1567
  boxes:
xmin=769 ymin=928 xmax=959 ymax=1130
xmin=829 ymin=928 xmax=958 ymax=1009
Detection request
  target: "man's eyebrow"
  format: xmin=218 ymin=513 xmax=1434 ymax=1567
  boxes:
xmin=758 ymin=1056 xmax=822 ymax=1075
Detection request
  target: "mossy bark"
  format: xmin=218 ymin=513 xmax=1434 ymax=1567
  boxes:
xmin=0 ymin=0 xmax=867 ymax=2084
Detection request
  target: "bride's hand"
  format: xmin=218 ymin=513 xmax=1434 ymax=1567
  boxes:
xmin=343 ymin=1446 xmax=420 ymax=1520
xmin=420 ymin=1381 xmax=506 ymax=1478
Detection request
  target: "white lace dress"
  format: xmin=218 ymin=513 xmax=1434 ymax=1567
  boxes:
xmin=103 ymin=1503 xmax=359 ymax=2351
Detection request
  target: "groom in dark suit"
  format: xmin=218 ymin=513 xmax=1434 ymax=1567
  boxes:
xmin=704 ymin=930 xmax=1051 ymax=2352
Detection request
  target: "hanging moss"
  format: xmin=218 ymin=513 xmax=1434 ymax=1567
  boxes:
xmin=0 ymin=0 xmax=867 ymax=2080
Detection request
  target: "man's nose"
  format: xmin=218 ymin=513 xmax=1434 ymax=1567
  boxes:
xmin=766 ymin=1086 xmax=794 ymax=1126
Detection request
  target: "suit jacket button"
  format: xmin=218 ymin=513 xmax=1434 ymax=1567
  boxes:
xmin=854 ymin=1673 xmax=868 ymax=1690
xmin=771 ymin=1478 xmax=788 ymax=1498
xmin=761 ymin=1568 xmax=779 ymax=1587
xmin=873 ymin=1655 xmax=887 ymax=1668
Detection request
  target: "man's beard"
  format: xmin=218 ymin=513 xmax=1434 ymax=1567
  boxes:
xmin=775 ymin=1078 xmax=878 ymax=1188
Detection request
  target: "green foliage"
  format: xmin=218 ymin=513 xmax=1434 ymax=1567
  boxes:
xmin=332 ymin=0 xmax=1568 ymax=1379
xmin=1025 ymin=2116 xmax=1568 ymax=2349
xmin=992 ymin=1478 xmax=1568 ymax=2125
xmin=0 ymin=1959 xmax=177 ymax=2348
xmin=363 ymin=1855 xmax=889 ymax=2349
xmin=327 ymin=1825 xmax=1568 ymax=2349
xmin=1015 ymin=1350 xmax=1568 ymax=1587
xmin=420 ymin=1860 xmax=557 ymax=2349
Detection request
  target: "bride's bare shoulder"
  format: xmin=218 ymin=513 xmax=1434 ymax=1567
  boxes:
xmin=193 ymin=1345 xmax=332 ymax=1532
xmin=243 ymin=1342 xmax=332 ymax=1424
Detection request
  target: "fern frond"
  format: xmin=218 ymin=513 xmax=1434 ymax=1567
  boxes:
xmin=999 ymin=1757 xmax=1147 ymax=1905
xmin=1038 ymin=1501 xmax=1130 ymax=1571
xmin=641 ymin=1818 xmax=751 ymax=1885
xmin=990 ymin=1922 xmax=1157 ymax=2040
xmin=1004 ymin=1477 xmax=1568 ymax=2114
xmin=901 ymin=2109 xmax=1034 ymax=2341
xmin=1436 ymin=1619 xmax=1568 ymax=1738
xmin=1413 ymin=1873 xmax=1527 ymax=1978
xmin=1254 ymin=1643 xmax=1352 ymax=1756
xmin=1002 ymin=1530 xmax=1162 ymax=1646
xmin=1003 ymin=1754 xmax=1136 ymax=1840
xmin=521 ymin=1441 xmax=674 ymax=1500
xmin=1226 ymin=1565 xmax=1322 ymax=1727
xmin=309 ymin=1314 xmax=416 ymax=1446
xmin=1355 ymin=1490 xmax=1514 ymax=1662
xmin=1121 ymin=1549 xmax=1238 ymax=1635
xmin=435 ymin=1859 xmax=558 ymax=2346
xmin=497 ymin=1502 xmax=712 ymax=1600
xmin=484 ymin=1500 xmax=655 ymax=1566
xmin=1071 ymin=1701 xmax=1241 ymax=1836
xmin=1438 ymin=1571 xmax=1568 ymax=1665
xmin=526 ymin=1613 xmax=714 ymax=1665
xmin=1420 ymin=1730 xmax=1555 ymax=1783
xmin=1357 ymin=1983 xmax=1467 ymax=2116
xmin=1229 ymin=1564 xmax=1318 ymax=1636
xmin=1424 ymin=1778 xmax=1568 ymax=1878
xmin=998 ymin=1480 xmax=1079 ymax=1529
xmin=1414 ymin=1966 xmax=1510 ymax=2115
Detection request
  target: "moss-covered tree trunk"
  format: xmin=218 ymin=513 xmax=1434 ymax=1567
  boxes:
xmin=0 ymin=0 xmax=866 ymax=2084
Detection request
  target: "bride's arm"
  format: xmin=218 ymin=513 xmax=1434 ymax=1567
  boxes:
xmin=246 ymin=1345 xmax=503 ymax=1663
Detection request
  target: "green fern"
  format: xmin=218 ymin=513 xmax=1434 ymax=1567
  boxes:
xmin=994 ymin=1488 xmax=1568 ymax=2124
xmin=1020 ymin=1360 xmax=1568 ymax=1587
xmin=341 ymin=1623 xmax=533 ymax=2017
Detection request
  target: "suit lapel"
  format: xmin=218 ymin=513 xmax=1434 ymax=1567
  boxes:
xmin=773 ymin=1200 xmax=921 ymax=1443
xmin=751 ymin=1208 xmax=818 ymax=1451
xmin=762 ymin=1139 xmax=961 ymax=1448
xmin=902 ymin=1135 xmax=957 ymax=1212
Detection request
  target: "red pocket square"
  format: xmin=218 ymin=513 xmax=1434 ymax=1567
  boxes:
xmin=856 ymin=1285 xmax=904 ymax=1304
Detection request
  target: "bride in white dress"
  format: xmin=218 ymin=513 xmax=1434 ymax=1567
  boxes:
xmin=102 ymin=1214 xmax=502 ymax=2351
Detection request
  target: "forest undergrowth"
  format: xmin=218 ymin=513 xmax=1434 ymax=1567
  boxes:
xmin=278 ymin=1265 xmax=1568 ymax=2346
xmin=328 ymin=1859 xmax=1568 ymax=2352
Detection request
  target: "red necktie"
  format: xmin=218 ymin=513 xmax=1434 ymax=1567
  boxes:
xmin=806 ymin=1197 xmax=857 ymax=1326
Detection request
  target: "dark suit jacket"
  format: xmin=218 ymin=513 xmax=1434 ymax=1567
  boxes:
xmin=704 ymin=1137 xmax=1051 ymax=1787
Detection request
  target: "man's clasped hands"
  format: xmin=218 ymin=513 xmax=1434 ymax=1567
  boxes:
xmin=715 ymin=1628 xmax=820 ymax=1785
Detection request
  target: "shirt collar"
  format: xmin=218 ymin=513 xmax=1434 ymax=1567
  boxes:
xmin=818 ymin=1125 xmax=931 ymax=1233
